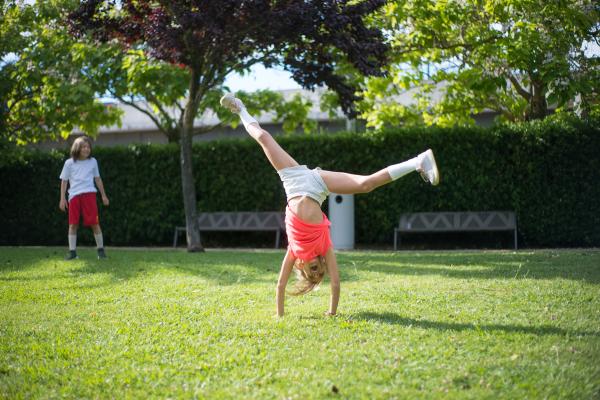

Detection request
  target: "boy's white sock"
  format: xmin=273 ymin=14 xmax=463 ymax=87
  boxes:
xmin=94 ymin=233 xmax=104 ymax=249
xmin=68 ymin=234 xmax=77 ymax=251
xmin=387 ymin=157 xmax=419 ymax=180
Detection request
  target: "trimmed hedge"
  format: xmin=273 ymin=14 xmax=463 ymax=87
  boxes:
xmin=1 ymin=117 xmax=599 ymax=247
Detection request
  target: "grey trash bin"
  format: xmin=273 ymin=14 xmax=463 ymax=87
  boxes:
xmin=328 ymin=193 xmax=355 ymax=250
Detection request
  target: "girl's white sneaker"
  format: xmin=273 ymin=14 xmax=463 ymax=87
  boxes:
xmin=220 ymin=93 xmax=244 ymax=113
xmin=417 ymin=149 xmax=440 ymax=186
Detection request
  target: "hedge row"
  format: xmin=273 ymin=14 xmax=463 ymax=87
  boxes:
xmin=1 ymin=117 xmax=599 ymax=248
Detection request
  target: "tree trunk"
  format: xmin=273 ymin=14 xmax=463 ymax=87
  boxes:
xmin=167 ymin=130 xmax=179 ymax=143
xmin=180 ymin=70 xmax=204 ymax=252
xmin=527 ymin=79 xmax=548 ymax=120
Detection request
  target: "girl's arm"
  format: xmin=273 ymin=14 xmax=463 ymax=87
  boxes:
xmin=276 ymin=249 xmax=296 ymax=317
xmin=324 ymin=247 xmax=340 ymax=316
xmin=59 ymin=180 xmax=68 ymax=211
xmin=94 ymin=177 xmax=109 ymax=206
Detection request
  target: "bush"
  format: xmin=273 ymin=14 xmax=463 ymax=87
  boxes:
xmin=1 ymin=117 xmax=598 ymax=247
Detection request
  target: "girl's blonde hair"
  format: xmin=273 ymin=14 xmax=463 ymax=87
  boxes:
xmin=288 ymin=256 xmax=327 ymax=296
xmin=70 ymin=136 xmax=93 ymax=160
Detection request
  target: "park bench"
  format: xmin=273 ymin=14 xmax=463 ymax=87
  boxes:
xmin=393 ymin=211 xmax=517 ymax=250
xmin=173 ymin=211 xmax=286 ymax=248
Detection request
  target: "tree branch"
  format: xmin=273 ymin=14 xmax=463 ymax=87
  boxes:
xmin=210 ymin=51 xmax=275 ymax=92
xmin=178 ymin=103 xmax=186 ymax=128
xmin=193 ymin=122 xmax=224 ymax=136
xmin=145 ymin=92 xmax=178 ymax=131
xmin=195 ymin=65 xmax=217 ymax=105
xmin=506 ymin=72 xmax=531 ymax=101
xmin=487 ymin=91 xmax=519 ymax=121
xmin=491 ymin=100 xmax=516 ymax=121
xmin=395 ymin=33 xmax=502 ymax=57
xmin=112 ymin=92 xmax=168 ymax=135
xmin=7 ymin=92 xmax=35 ymax=113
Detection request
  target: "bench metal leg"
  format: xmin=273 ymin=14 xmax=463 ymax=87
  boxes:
xmin=514 ymin=228 xmax=518 ymax=250
xmin=394 ymin=230 xmax=398 ymax=251
xmin=275 ymin=231 xmax=280 ymax=249
xmin=173 ymin=227 xmax=185 ymax=248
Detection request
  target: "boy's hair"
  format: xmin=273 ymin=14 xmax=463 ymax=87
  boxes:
xmin=70 ymin=136 xmax=93 ymax=160
xmin=288 ymin=256 xmax=327 ymax=296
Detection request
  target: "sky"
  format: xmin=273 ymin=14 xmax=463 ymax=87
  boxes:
xmin=224 ymin=65 xmax=300 ymax=92
xmin=93 ymin=64 xmax=301 ymax=102
xmin=224 ymin=40 xmax=599 ymax=93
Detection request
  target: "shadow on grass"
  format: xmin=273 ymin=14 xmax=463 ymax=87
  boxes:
xmin=0 ymin=247 xmax=283 ymax=286
xmin=338 ymin=251 xmax=600 ymax=284
xmin=81 ymin=251 xmax=284 ymax=287
xmin=354 ymin=311 xmax=599 ymax=337
xmin=2 ymin=248 xmax=599 ymax=287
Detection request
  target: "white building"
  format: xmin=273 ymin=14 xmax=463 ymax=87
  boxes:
xmin=43 ymin=87 xmax=499 ymax=149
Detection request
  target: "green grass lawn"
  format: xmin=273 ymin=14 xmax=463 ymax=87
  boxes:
xmin=1 ymin=247 xmax=599 ymax=399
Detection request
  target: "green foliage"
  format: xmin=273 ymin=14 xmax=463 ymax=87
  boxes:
xmin=0 ymin=1 xmax=317 ymax=146
xmin=0 ymin=0 xmax=123 ymax=144
xmin=274 ymin=93 xmax=318 ymax=134
xmin=1 ymin=248 xmax=599 ymax=398
xmin=359 ymin=0 xmax=600 ymax=128
xmin=0 ymin=117 xmax=598 ymax=247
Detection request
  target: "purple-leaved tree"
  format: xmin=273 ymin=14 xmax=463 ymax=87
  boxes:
xmin=69 ymin=0 xmax=389 ymax=251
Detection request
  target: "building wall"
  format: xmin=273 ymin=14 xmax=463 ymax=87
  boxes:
xmin=36 ymin=119 xmax=349 ymax=150
xmin=32 ymin=84 xmax=500 ymax=150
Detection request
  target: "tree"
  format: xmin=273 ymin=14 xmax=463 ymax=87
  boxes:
xmin=0 ymin=0 xmax=123 ymax=144
xmin=0 ymin=1 xmax=314 ymax=146
xmin=358 ymin=0 xmax=599 ymax=129
xmin=103 ymin=49 xmax=320 ymax=142
xmin=69 ymin=0 xmax=389 ymax=252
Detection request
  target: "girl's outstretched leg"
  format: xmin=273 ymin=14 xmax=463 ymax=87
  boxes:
xmin=319 ymin=150 xmax=439 ymax=194
xmin=220 ymin=94 xmax=298 ymax=171
xmin=318 ymin=169 xmax=392 ymax=195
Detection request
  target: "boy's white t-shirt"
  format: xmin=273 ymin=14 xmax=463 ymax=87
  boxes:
xmin=59 ymin=157 xmax=100 ymax=201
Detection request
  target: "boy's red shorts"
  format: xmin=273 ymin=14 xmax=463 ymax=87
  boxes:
xmin=68 ymin=192 xmax=99 ymax=226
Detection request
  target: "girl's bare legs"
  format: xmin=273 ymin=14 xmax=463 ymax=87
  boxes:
xmin=320 ymin=149 xmax=439 ymax=193
xmin=221 ymin=93 xmax=440 ymax=185
xmin=245 ymin=123 xmax=299 ymax=171
xmin=318 ymin=169 xmax=393 ymax=195
xmin=221 ymin=94 xmax=298 ymax=171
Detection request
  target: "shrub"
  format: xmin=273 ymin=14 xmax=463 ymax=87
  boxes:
xmin=1 ymin=117 xmax=598 ymax=247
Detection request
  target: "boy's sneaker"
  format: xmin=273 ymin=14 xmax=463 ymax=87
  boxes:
xmin=97 ymin=248 xmax=107 ymax=259
xmin=65 ymin=250 xmax=78 ymax=260
xmin=417 ymin=149 xmax=440 ymax=186
xmin=219 ymin=93 xmax=244 ymax=113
